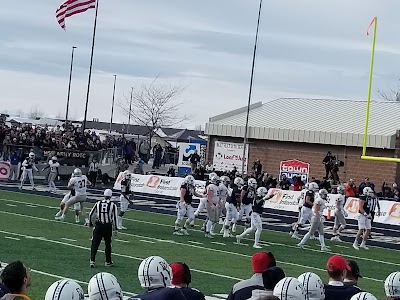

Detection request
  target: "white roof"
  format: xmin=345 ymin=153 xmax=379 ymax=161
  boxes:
xmin=7 ymin=117 xmax=63 ymax=127
xmin=205 ymin=98 xmax=400 ymax=149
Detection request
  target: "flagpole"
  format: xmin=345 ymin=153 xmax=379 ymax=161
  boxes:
xmin=241 ymin=0 xmax=263 ymax=175
xmin=109 ymin=74 xmax=117 ymax=133
xmin=65 ymin=46 xmax=76 ymax=123
xmin=362 ymin=17 xmax=377 ymax=157
xmin=82 ymin=0 xmax=99 ymax=132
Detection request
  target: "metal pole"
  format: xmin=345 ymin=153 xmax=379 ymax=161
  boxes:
xmin=109 ymin=75 xmax=117 ymax=133
xmin=127 ymin=87 xmax=133 ymax=134
xmin=82 ymin=0 xmax=99 ymax=132
xmin=65 ymin=46 xmax=76 ymax=122
xmin=241 ymin=0 xmax=263 ymax=175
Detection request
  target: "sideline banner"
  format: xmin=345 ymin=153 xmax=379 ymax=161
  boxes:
xmin=266 ymin=188 xmax=400 ymax=226
xmin=177 ymin=143 xmax=201 ymax=168
xmin=212 ymin=141 xmax=248 ymax=173
xmin=0 ymin=161 xmax=10 ymax=180
xmin=279 ymin=159 xmax=310 ymax=183
xmin=113 ymin=172 xmax=206 ymax=198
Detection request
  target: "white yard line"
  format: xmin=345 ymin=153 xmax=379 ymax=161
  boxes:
xmin=5 ymin=204 xmax=17 ymax=207
xmin=139 ymin=240 xmax=156 ymax=244
xmin=188 ymin=240 xmax=203 ymax=245
xmin=115 ymin=239 xmax=130 ymax=243
xmin=61 ymin=238 xmax=77 ymax=242
xmin=211 ymin=242 xmax=226 ymax=246
xmin=4 ymin=236 xmax=20 ymax=241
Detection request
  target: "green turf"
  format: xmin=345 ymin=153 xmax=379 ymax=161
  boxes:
xmin=0 ymin=190 xmax=398 ymax=299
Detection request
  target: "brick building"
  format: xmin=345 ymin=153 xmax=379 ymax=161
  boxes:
xmin=205 ymin=98 xmax=400 ymax=190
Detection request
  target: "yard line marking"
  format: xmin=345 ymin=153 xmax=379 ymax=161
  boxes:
xmin=139 ymin=239 xmax=156 ymax=244
xmin=335 ymin=245 xmax=350 ymax=249
xmin=0 ymin=228 xmax=243 ymax=281
xmin=5 ymin=204 xmax=16 ymax=207
xmin=26 ymin=204 xmax=38 ymax=208
xmin=5 ymin=236 xmax=20 ymax=241
xmin=211 ymin=242 xmax=226 ymax=246
xmin=115 ymin=239 xmax=130 ymax=243
xmin=0 ymin=199 xmax=398 ymax=272
xmin=188 ymin=240 xmax=203 ymax=245
xmin=61 ymin=238 xmax=77 ymax=242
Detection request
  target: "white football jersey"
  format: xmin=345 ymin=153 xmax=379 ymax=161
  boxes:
xmin=298 ymin=188 xmax=308 ymax=206
xmin=335 ymin=194 xmax=345 ymax=210
xmin=207 ymin=184 xmax=220 ymax=204
xmin=49 ymin=161 xmax=60 ymax=173
xmin=313 ymin=197 xmax=326 ymax=216
xmin=69 ymin=175 xmax=89 ymax=196
xmin=219 ymin=184 xmax=229 ymax=201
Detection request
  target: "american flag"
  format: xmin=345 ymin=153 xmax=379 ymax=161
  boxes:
xmin=56 ymin=0 xmax=96 ymax=30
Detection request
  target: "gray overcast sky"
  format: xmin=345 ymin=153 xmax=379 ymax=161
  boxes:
xmin=1 ymin=1 xmax=400 ymax=128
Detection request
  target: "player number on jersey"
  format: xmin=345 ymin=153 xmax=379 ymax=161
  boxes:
xmin=78 ymin=180 xmax=86 ymax=188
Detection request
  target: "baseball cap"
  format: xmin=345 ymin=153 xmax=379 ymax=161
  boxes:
xmin=252 ymin=252 xmax=276 ymax=273
xmin=170 ymin=262 xmax=191 ymax=285
xmin=346 ymin=260 xmax=362 ymax=279
xmin=327 ymin=255 xmax=351 ymax=271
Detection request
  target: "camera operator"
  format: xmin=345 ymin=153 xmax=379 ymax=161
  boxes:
xmin=252 ymin=159 xmax=262 ymax=178
xmin=322 ymin=151 xmax=334 ymax=179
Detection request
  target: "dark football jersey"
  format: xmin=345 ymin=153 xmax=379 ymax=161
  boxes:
xmin=129 ymin=288 xmax=186 ymax=300
xmin=303 ymin=190 xmax=315 ymax=208
xmin=359 ymin=195 xmax=373 ymax=214
xmin=180 ymin=183 xmax=194 ymax=204
xmin=227 ymin=185 xmax=241 ymax=206
xmin=252 ymin=195 xmax=264 ymax=214
xmin=242 ymin=185 xmax=256 ymax=205
xmin=121 ymin=179 xmax=131 ymax=195
xmin=180 ymin=287 xmax=205 ymax=300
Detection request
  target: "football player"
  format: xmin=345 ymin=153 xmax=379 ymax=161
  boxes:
xmin=88 ymin=272 xmax=123 ymax=300
xmin=45 ymin=279 xmax=84 ymax=300
xmin=42 ymin=156 xmax=60 ymax=193
xmin=239 ymin=178 xmax=257 ymax=227
xmin=218 ymin=175 xmax=230 ymax=228
xmin=192 ymin=172 xmax=216 ymax=229
xmin=384 ymin=272 xmax=400 ymax=299
xmin=55 ymin=168 xmax=91 ymax=224
xmin=118 ymin=170 xmax=133 ymax=230
xmin=298 ymin=272 xmax=325 ymax=300
xmin=297 ymin=189 xmax=329 ymax=251
xmin=19 ymin=152 xmax=38 ymax=190
xmin=353 ymin=187 xmax=374 ymax=250
xmin=55 ymin=173 xmax=82 ymax=223
xmin=131 ymin=256 xmax=186 ymax=300
xmin=205 ymin=175 xmax=221 ymax=238
xmin=292 ymin=182 xmax=319 ymax=239
xmin=223 ymin=177 xmax=244 ymax=237
xmin=236 ymin=187 xmax=275 ymax=248
xmin=174 ymin=175 xmax=203 ymax=236
xmin=350 ymin=292 xmax=377 ymax=300
xmin=331 ymin=185 xmax=347 ymax=242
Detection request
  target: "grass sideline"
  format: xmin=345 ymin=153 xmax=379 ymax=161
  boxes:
xmin=0 ymin=190 xmax=397 ymax=299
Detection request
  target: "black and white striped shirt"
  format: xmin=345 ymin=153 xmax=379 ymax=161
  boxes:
xmin=89 ymin=199 xmax=118 ymax=227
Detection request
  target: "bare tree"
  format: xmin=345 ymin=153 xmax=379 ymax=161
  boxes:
xmin=118 ymin=78 xmax=189 ymax=140
xmin=194 ymin=124 xmax=203 ymax=131
xmin=378 ymin=80 xmax=400 ymax=102
xmin=28 ymin=105 xmax=44 ymax=119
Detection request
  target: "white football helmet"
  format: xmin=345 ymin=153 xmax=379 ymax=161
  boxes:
xmin=298 ymin=272 xmax=324 ymax=300
xmin=257 ymin=187 xmax=268 ymax=197
xmin=184 ymin=175 xmax=195 ymax=185
xmin=52 ymin=156 xmax=58 ymax=161
xmin=248 ymin=178 xmax=257 ymax=189
xmin=221 ymin=176 xmax=230 ymax=186
xmin=208 ymin=172 xmax=217 ymax=180
xmin=350 ymin=292 xmax=377 ymax=300
xmin=210 ymin=175 xmax=220 ymax=184
xmin=138 ymin=256 xmax=172 ymax=289
xmin=304 ymin=183 xmax=309 ymax=190
xmin=123 ymin=170 xmax=131 ymax=180
xmin=318 ymin=189 xmax=328 ymax=200
xmin=309 ymin=182 xmax=319 ymax=192
xmin=45 ymin=279 xmax=84 ymax=300
xmin=88 ymin=272 xmax=123 ymax=300
xmin=273 ymin=277 xmax=306 ymax=300
xmin=337 ymin=185 xmax=345 ymax=195
xmin=363 ymin=187 xmax=374 ymax=197
xmin=385 ymin=271 xmax=400 ymax=298
xmin=234 ymin=177 xmax=244 ymax=187
xmin=104 ymin=189 xmax=113 ymax=198
xmin=73 ymin=168 xmax=82 ymax=177
xmin=29 ymin=152 xmax=35 ymax=159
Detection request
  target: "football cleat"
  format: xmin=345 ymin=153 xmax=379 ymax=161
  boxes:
xmin=331 ymin=235 xmax=342 ymax=242
xmin=359 ymin=243 xmax=369 ymax=250
xmin=90 ymin=261 xmax=95 ymax=268
xmin=353 ymin=243 xmax=359 ymax=250
xmin=55 ymin=211 xmax=62 ymax=217
xmin=55 ymin=215 xmax=65 ymax=221
xmin=236 ymin=235 xmax=242 ymax=244
xmin=219 ymin=218 xmax=224 ymax=225
xmin=231 ymin=224 xmax=237 ymax=233
xmin=205 ymin=233 xmax=214 ymax=239
xmin=209 ymin=231 xmax=216 ymax=236
xmin=75 ymin=216 xmax=80 ymax=223
xmin=173 ymin=231 xmax=183 ymax=236
xmin=292 ymin=232 xmax=301 ymax=240
xmin=105 ymin=262 xmax=113 ymax=267
xmin=118 ymin=225 xmax=127 ymax=230
xmin=297 ymin=243 xmax=305 ymax=249
xmin=320 ymin=246 xmax=329 ymax=251
xmin=181 ymin=229 xmax=189 ymax=236
xmin=253 ymin=244 xmax=262 ymax=249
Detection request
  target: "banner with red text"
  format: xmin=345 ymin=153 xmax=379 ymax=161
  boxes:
xmin=212 ymin=141 xmax=248 ymax=173
xmin=0 ymin=161 xmax=10 ymax=180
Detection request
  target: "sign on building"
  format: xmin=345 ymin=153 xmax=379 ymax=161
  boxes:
xmin=279 ymin=159 xmax=310 ymax=183
xmin=177 ymin=143 xmax=201 ymax=168
xmin=213 ymin=141 xmax=248 ymax=173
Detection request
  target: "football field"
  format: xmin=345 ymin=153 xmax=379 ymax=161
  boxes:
xmin=0 ymin=190 xmax=398 ymax=300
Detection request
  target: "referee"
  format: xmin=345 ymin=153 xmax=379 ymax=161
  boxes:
xmin=89 ymin=189 xmax=118 ymax=268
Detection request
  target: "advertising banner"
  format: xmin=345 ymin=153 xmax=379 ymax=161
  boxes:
xmin=177 ymin=143 xmax=201 ymax=168
xmin=213 ymin=141 xmax=248 ymax=173
xmin=279 ymin=159 xmax=310 ymax=183
xmin=0 ymin=161 xmax=10 ymax=180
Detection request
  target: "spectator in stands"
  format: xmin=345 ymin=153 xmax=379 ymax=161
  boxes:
xmin=88 ymin=158 xmax=99 ymax=187
xmin=0 ymin=261 xmax=31 ymax=300
xmin=8 ymin=151 xmax=20 ymax=181
xmin=393 ymin=183 xmax=400 ymax=201
xmin=324 ymin=255 xmax=360 ymax=300
xmin=167 ymin=165 xmax=176 ymax=177
xmin=344 ymin=260 xmax=362 ymax=287
xmin=205 ymin=161 xmax=214 ymax=172
xmin=253 ymin=160 xmax=263 ymax=178
xmin=265 ymin=175 xmax=278 ymax=189
xmin=293 ymin=176 xmax=304 ymax=191
xmin=279 ymin=175 xmax=291 ymax=190
xmin=189 ymin=150 xmax=201 ymax=173
xmin=358 ymin=177 xmax=375 ymax=195
xmin=320 ymin=177 xmax=332 ymax=193
xmin=138 ymin=139 xmax=150 ymax=163
xmin=124 ymin=142 xmax=133 ymax=164
xmin=323 ymin=151 xmax=334 ymax=178
xmin=346 ymin=179 xmax=357 ymax=198
xmin=170 ymin=262 xmax=205 ymax=300
xmin=230 ymin=166 xmax=238 ymax=180
xmin=227 ymin=252 xmax=276 ymax=300
xmin=381 ymin=181 xmax=393 ymax=198
xmin=152 ymin=143 xmax=163 ymax=169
